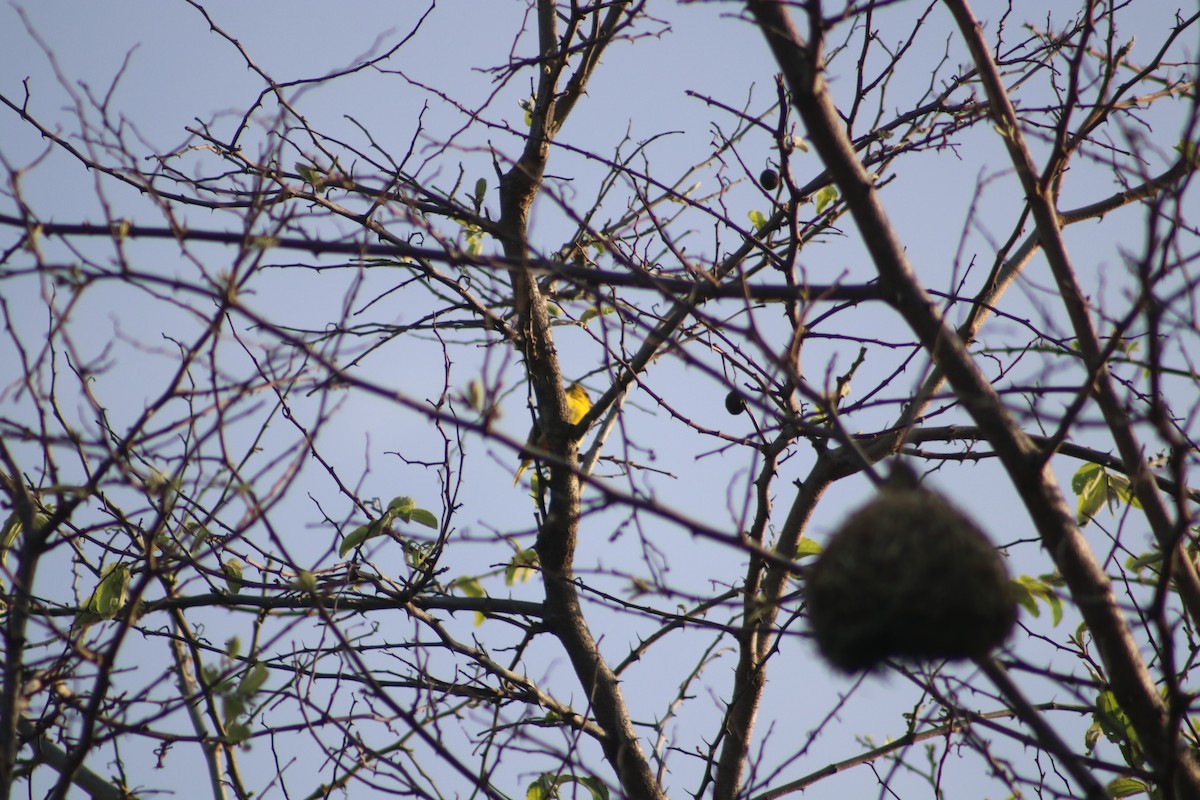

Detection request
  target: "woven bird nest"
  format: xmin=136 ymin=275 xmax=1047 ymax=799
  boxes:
xmin=806 ymin=462 xmax=1018 ymax=672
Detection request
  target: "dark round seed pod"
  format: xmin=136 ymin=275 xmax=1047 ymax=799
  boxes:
xmin=806 ymin=463 xmax=1017 ymax=672
xmin=759 ymin=168 xmax=780 ymax=191
xmin=725 ymin=390 xmax=747 ymax=415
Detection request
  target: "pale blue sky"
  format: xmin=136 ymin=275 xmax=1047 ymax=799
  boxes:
xmin=2 ymin=2 xmax=1196 ymax=798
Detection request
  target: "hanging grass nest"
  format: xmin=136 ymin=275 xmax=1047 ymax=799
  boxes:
xmin=806 ymin=462 xmax=1018 ymax=672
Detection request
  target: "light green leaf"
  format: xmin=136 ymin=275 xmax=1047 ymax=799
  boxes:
xmin=1 ymin=512 xmax=22 ymax=570
xmin=453 ymin=576 xmax=485 ymax=599
xmin=1011 ymin=575 xmax=1063 ymax=626
xmin=388 ymin=496 xmax=416 ymax=514
xmin=225 ymin=721 xmax=252 ymax=745
xmin=577 ymin=776 xmax=610 ymax=800
xmin=1 ymin=507 xmax=51 ymax=575
xmin=505 ymin=548 xmax=539 ymax=586
xmin=340 ymin=499 xmax=437 ymax=556
xmin=1095 ymin=689 xmax=1143 ymax=768
xmin=795 ymin=537 xmax=822 ymax=559
xmin=1011 ymin=578 xmax=1038 ymax=619
xmin=580 ymin=305 xmax=618 ymax=325
xmin=188 ymin=521 xmax=210 ymax=554
xmin=1107 ymin=777 xmax=1149 ymax=798
xmin=814 ymin=185 xmax=838 ymax=214
xmin=1071 ymin=463 xmax=1142 ymax=522
xmin=238 ymin=662 xmax=269 ymax=697
xmin=1176 ymin=139 xmax=1200 ymax=168
xmin=339 ymin=524 xmax=373 ymax=557
xmin=1107 ymin=471 xmax=1142 ymax=509
xmin=81 ymin=563 xmax=131 ymax=622
xmin=1125 ymin=551 xmax=1162 ymax=576
xmin=465 ymin=379 xmax=484 ymax=412
xmin=222 ymin=694 xmax=246 ymax=724
xmin=748 ymin=209 xmax=768 ymax=230
xmin=291 ymin=570 xmax=318 ymax=592
xmin=222 ymin=559 xmax=244 ymax=594
xmin=452 ymin=576 xmax=487 ymax=626
xmin=295 ymin=162 xmax=320 ymax=185
xmin=1084 ymin=718 xmax=1102 ymax=754
xmin=407 ymin=508 xmax=439 ymax=529
xmin=525 ymin=774 xmax=607 ymax=800
xmin=405 ymin=540 xmax=436 ymax=569
xmin=389 ymin=497 xmax=438 ymax=528
xmin=1072 ymin=462 xmax=1109 ymax=526
xmin=526 ymin=778 xmax=548 ymax=800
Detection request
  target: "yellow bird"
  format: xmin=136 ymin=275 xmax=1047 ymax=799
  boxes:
xmin=513 ymin=383 xmax=592 ymax=485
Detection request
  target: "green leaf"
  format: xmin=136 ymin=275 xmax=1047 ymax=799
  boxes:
xmin=188 ymin=521 xmax=210 ymax=554
xmin=340 ymin=499 xmax=436 ymax=556
xmin=465 ymin=379 xmax=484 ymax=412
xmin=795 ymin=537 xmax=822 ymax=559
xmin=222 ymin=694 xmax=247 ymax=723
xmin=452 ymin=576 xmax=487 ymax=626
xmin=1085 ymin=719 xmax=1102 ymax=754
xmin=1073 ymin=462 xmax=1109 ymax=526
xmin=292 ymin=571 xmax=318 ymax=592
xmin=525 ymin=774 xmax=608 ymax=800
xmin=1042 ymin=582 xmax=1064 ymax=625
xmin=407 ymin=508 xmax=439 ymax=529
xmin=453 ymin=576 xmax=485 ymax=599
xmin=295 ymin=162 xmax=320 ymax=185
xmin=1107 ymin=471 xmax=1142 ymax=509
xmin=202 ymin=665 xmax=233 ymax=695
xmin=238 ymin=662 xmax=269 ymax=697
xmin=388 ymin=497 xmax=439 ymax=528
xmin=748 ymin=209 xmax=768 ymax=230
xmin=82 ymin=563 xmax=131 ymax=621
xmin=1107 ymin=777 xmax=1149 ymax=798
xmin=1095 ymin=689 xmax=1144 ymax=768
xmin=526 ymin=777 xmax=549 ymax=800
xmin=1125 ymin=551 xmax=1162 ymax=576
xmin=222 ymin=563 xmax=244 ymax=594
xmin=505 ymin=548 xmax=539 ymax=586
xmin=405 ymin=540 xmax=436 ymax=569
xmin=577 ymin=776 xmax=610 ymax=800
xmin=222 ymin=559 xmax=244 ymax=594
xmin=225 ymin=721 xmax=252 ymax=745
xmin=473 ymin=177 xmax=487 ymax=210
xmin=580 ymin=305 xmax=618 ymax=325
xmin=1 ymin=512 xmax=22 ymax=570
xmin=339 ymin=523 xmax=373 ymax=557
xmin=1011 ymin=578 xmax=1038 ymax=618
xmin=1072 ymin=461 xmax=1101 ymax=495
xmin=1011 ymin=575 xmax=1063 ymax=626
xmin=387 ymin=496 xmax=416 ymax=514
xmin=295 ymin=161 xmax=328 ymax=196
xmin=76 ymin=562 xmax=137 ymax=631
xmin=1176 ymin=139 xmax=1200 ymax=168
xmin=814 ymin=185 xmax=838 ymax=214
